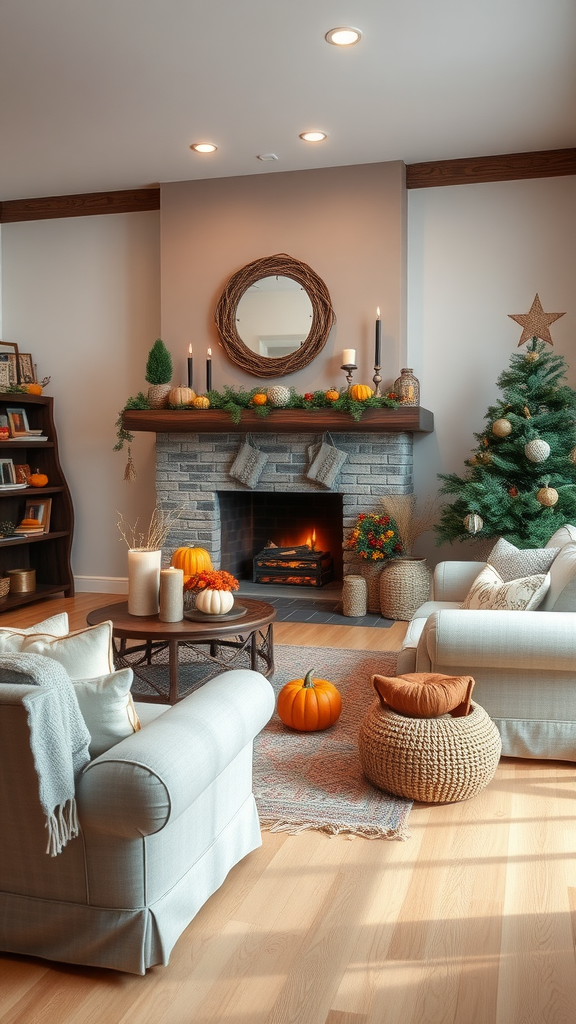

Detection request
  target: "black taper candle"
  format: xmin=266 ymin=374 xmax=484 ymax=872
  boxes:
xmin=375 ymin=307 xmax=382 ymax=366
xmin=187 ymin=345 xmax=193 ymax=389
xmin=206 ymin=348 xmax=212 ymax=392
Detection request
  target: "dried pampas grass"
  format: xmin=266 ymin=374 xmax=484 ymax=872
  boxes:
xmin=117 ymin=505 xmax=189 ymax=551
xmin=379 ymin=494 xmax=439 ymax=556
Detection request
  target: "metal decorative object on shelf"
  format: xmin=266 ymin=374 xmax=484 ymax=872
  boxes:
xmin=393 ymin=368 xmax=420 ymax=406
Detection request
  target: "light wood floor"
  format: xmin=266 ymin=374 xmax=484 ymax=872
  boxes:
xmin=2 ymin=594 xmax=576 ymax=1024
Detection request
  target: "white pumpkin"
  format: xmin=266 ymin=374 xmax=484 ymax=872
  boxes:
xmin=195 ymin=588 xmax=235 ymax=615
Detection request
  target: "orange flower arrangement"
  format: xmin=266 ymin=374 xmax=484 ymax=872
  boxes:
xmin=184 ymin=569 xmax=239 ymax=593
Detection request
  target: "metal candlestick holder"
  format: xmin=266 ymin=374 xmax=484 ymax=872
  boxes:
xmin=341 ymin=363 xmax=357 ymax=390
xmin=372 ymin=366 xmax=383 ymax=397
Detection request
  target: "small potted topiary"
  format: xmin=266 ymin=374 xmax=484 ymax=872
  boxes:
xmin=145 ymin=338 xmax=173 ymax=408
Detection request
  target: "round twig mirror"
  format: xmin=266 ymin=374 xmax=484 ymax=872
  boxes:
xmin=214 ymin=253 xmax=335 ymax=378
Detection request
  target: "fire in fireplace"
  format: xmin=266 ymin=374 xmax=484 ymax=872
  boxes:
xmin=253 ymin=540 xmax=334 ymax=588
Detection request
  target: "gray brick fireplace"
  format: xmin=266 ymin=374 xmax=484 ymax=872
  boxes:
xmin=156 ymin=430 xmax=414 ymax=581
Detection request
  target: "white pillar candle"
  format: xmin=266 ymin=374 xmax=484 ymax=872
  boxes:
xmin=159 ymin=566 xmax=184 ymax=622
xmin=127 ymin=549 xmax=161 ymax=616
xmin=342 ymin=349 xmax=356 ymax=365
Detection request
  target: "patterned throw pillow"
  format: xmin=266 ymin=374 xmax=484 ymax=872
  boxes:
xmin=487 ymin=537 xmax=559 ymax=582
xmin=462 ymin=564 xmax=550 ymax=611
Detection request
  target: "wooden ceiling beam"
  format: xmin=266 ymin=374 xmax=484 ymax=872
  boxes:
xmin=0 ymin=187 xmax=160 ymax=223
xmin=406 ymin=148 xmax=576 ymax=189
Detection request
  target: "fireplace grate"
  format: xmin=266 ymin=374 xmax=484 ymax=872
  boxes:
xmin=253 ymin=545 xmax=334 ymax=588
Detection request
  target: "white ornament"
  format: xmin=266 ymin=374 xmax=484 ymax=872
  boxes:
xmin=524 ymin=438 xmax=551 ymax=463
xmin=266 ymin=385 xmax=291 ymax=407
xmin=464 ymin=513 xmax=484 ymax=534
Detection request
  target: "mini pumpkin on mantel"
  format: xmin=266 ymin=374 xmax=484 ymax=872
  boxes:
xmin=168 ymin=385 xmax=196 ymax=407
xmin=277 ymin=670 xmax=342 ymax=732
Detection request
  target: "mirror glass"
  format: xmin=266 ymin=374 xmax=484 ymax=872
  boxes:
xmin=235 ymin=275 xmax=313 ymax=358
xmin=214 ymin=254 xmax=335 ymax=378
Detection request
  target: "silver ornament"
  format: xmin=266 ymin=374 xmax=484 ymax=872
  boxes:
xmin=464 ymin=513 xmax=484 ymax=534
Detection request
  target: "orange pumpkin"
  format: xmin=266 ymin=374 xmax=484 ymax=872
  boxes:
xmin=192 ymin=395 xmax=210 ymax=409
xmin=170 ymin=546 xmax=213 ymax=575
xmin=325 ymin=388 xmax=340 ymax=402
xmin=25 ymin=383 xmax=43 ymax=396
xmin=350 ymin=384 xmax=374 ymax=402
xmin=277 ymin=670 xmax=342 ymax=732
xmin=28 ymin=470 xmax=48 ymax=487
xmin=251 ymin=392 xmax=267 ymax=406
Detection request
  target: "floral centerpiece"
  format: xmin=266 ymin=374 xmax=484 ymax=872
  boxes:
xmin=346 ymin=512 xmax=403 ymax=561
xmin=184 ymin=568 xmax=239 ymax=614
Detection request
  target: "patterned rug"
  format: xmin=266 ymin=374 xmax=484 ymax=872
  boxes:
xmin=254 ymin=645 xmax=412 ymax=840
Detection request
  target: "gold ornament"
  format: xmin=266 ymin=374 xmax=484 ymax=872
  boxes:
xmin=536 ymin=486 xmax=558 ymax=507
xmin=525 ymin=351 xmax=540 ymax=363
xmin=464 ymin=513 xmax=484 ymax=534
xmin=569 ymin=447 xmax=576 ymax=464
xmin=524 ymin=438 xmax=550 ymax=463
xmin=508 ymin=293 xmax=566 ymax=347
xmin=523 ymin=406 xmax=532 ymax=419
xmin=492 ymin=418 xmax=512 ymax=438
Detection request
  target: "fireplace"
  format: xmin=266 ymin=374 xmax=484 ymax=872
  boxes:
xmin=218 ymin=491 xmax=343 ymax=583
xmin=155 ymin=428 xmax=415 ymax=581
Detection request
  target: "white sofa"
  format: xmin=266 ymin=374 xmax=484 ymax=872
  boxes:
xmin=397 ymin=525 xmax=576 ymax=761
xmin=0 ymin=667 xmax=275 ymax=974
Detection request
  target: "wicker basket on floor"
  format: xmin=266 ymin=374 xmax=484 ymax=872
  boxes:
xmin=0 ymin=577 xmax=9 ymax=598
xmin=353 ymin=561 xmax=387 ymax=614
xmin=379 ymin=557 xmax=431 ymax=621
xmin=342 ymin=575 xmax=367 ymax=617
xmin=359 ymin=700 xmax=502 ymax=803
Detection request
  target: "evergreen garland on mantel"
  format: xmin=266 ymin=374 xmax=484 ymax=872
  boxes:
xmin=115 ymin=385 xmax=400 ymax=451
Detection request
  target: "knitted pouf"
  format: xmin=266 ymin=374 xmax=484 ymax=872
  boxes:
xmin=358 ymin=700 xmax=502 ymax=803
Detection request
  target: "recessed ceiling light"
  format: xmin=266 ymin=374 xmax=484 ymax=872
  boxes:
xmin=190 ymin=143 xmax=217 ymax=154
xmin=325 ymin=26 xmax=362 ymax=46
xmin=257 ymin=153 xmax=279 ymax=162
xmin=299 ymin=131 xmax=328 ymax=143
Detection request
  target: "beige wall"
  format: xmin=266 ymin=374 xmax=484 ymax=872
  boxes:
xmin=1 ymin=211 xmax=160 ymax=589
xmin=160 ymin=162 xmax=407 ymax=396
xmin=408 ymin=174 xmax=576 ymax=562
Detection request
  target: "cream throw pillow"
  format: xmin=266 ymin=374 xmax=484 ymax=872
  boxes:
xmin=73 ymin=668 xmax=141 ymax=758
xmin=538 ymin=542 xmax=576 ymax=612
xmin=0 ymin=611 xmax=70 ymax=638
xmin=0 ymin=620 xmax=114 ymax=679
xmin=462 ymin=564 xmax=550 ymax=611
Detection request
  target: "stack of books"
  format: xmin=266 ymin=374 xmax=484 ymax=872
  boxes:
xmin=14 ymin=519 xmax=44 ymax=536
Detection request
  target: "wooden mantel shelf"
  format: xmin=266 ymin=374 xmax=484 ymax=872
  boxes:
xmin=122 ymin=406 xmax=434 ymax=435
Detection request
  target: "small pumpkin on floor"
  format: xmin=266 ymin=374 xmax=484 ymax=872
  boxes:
xmin=277 ymin=670 xmax=342 ymax=732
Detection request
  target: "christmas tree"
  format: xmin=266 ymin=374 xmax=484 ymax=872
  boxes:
xmin=436 ymin=295 xmax=576 ymax=549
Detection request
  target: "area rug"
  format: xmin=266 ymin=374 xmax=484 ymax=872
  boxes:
xmin=253 ymin=645 xmax=412 ymax=840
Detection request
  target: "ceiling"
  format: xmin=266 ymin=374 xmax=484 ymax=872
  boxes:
xmin=1 ymin=0 xmax=575 ymax=202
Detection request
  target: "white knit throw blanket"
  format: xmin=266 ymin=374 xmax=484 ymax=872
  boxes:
xmin=0 ymin=653 xmax=91 ymax=856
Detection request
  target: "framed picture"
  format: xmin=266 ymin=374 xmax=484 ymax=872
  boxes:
xmin=18 ymin=353 xmax=35 ymax=384
xmin=13 ymin=464 xmax=30 ymax=484
xmin=0 ymin=362 xmax=11 ymax=391
xmin=6 ymin=408 xmax=30 ymax=436
xmin=0 ymin=459 xmax=15 ymax=485
xmin=0 ymin=341 xmax=20 ymax=386
xmin=24 ymin=497 xmax=51 ymax=532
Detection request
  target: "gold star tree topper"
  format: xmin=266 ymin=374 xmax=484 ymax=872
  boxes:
xmin=508 ymin=293 xmax=566 ymax=347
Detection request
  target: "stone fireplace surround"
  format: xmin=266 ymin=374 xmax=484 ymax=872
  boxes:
xmin=156 ymin=430 xmax=414 ymax=580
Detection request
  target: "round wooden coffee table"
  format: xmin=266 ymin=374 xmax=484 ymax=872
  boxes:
xmin=87 ymin=597 xmax=276 ymax=704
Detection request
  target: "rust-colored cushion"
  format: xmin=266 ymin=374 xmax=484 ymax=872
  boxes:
xmin=372 ymin=672 xmax=475 ymax=718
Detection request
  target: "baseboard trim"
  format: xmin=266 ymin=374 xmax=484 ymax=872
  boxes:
xmin=74 ymin=576 xmax=128 ymax=594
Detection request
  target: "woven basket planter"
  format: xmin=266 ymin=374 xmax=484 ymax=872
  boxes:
xmin=359 ymin=700 xmax=502 ymax=803
xmin=379 ymin=557 xmax=431 ymax=620
xmin=352 ymin=561 xmax=387 ymax=613
xmin=342 ymin=575 xmax=367 ymax=617
xmin=147 ymin=384 xmax=172 ymax=409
